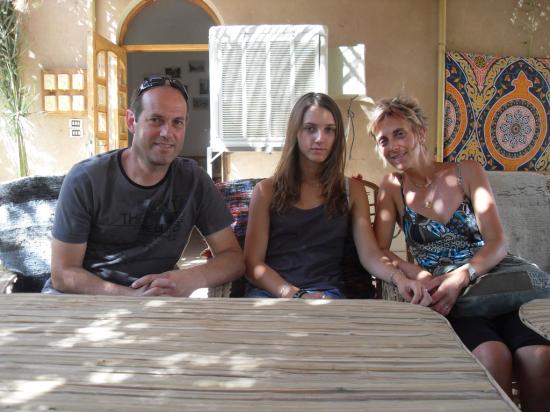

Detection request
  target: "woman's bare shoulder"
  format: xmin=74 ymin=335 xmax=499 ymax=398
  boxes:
xmin=254 ymin=177 xmax=274 ymax=190
xmin=458 ymin=159 xmax=484 ymax=172
xmin=379 ymin=172 xmax=403 ymax=190
xmin=347 ymin=176 xmax=365 ymax=190
xmin=454 ymin=160 xmax=486 ymax=182
xmin=252 ymin=177 xmax=274 ymax=200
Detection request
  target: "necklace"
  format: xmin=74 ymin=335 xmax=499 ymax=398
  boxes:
xmin=406 ymin=174 xmax=436 ymax=208
xmin=424 ymin=197 xmax=434 ymax=209
xmin=409 ymin=177 xmax=432 ymax=189
xmin=423 ymin=182 xmax=437 ymax=209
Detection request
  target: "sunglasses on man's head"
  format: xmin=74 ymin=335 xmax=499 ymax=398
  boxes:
xmin=137 ymin=76 xmax=189 ymax=102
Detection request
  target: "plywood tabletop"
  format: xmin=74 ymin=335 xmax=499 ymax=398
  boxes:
xmin=0 ymin=295 xmax=517 ymax=411
xmin=519 ymin=298 xmax=550 ymax=341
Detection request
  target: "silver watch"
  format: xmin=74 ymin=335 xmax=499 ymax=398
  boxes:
xmin=466 ymin=263 xmax=477 ymax=283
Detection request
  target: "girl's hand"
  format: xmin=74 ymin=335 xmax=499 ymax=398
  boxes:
xmin=395 ymin=275 xmax=432 ymax=306
xmin=417 ymin=270 xmax=433 ymax=282
xmin=301 ymin=291 xmax=328 ymax=299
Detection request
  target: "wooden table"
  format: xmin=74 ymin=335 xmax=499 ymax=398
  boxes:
xmin=0 ymin=295 xmax=517 ymax=411
xmin=519 ymin=298 xmax=550 ymax=340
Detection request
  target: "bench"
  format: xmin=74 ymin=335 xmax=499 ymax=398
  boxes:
xmin=0 ymin=175 xmax=63 ymax=292
xmin=4 ymin=171 xmax=545 ymax=298
xmin=0 ymin=175 xmax=378 ymax=298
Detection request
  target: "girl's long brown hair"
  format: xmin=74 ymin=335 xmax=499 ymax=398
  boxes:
xmin=271 ymin=92 xmax=347 ymax=217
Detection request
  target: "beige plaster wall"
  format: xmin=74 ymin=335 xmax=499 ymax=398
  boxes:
xmin=96 ymin=0 xmax=139 ymax=43
xmin=447 ymin=0 xmax=550 ymax=58
xmin=2 ymin=0 xmax=548 ymax=183
xmin=210 ymin=0 xmax=439 ymax=185
xmin=93 ymin=0 xmax=439 ymax=186
xmin=0 ymin=0 xmax=91 ymax=182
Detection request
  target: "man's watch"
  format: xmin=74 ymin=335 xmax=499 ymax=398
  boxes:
xmin=466 ymin=263 xmax=477 ymax=283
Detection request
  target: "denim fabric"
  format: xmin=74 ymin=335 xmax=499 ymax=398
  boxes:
xmin=245 ymin=286 xmax=345 ymax=299
xmin=446 ymin=255 xmax=550 ymax=318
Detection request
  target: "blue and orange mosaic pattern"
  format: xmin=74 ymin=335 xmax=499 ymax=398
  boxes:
xmin=444 ymin=51 xmax=549 ymax=171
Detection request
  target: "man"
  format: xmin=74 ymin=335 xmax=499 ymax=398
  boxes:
xmin=44 ymin=76 xmax=244 ymax=296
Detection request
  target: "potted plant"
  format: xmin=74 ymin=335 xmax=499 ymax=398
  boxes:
xmin=0 ymin=0 xmax=34 ymax=177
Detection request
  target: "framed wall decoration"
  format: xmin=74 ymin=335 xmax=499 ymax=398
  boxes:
xmin=164 ymin=67 xmax=181 ymax=78
xmin=189 ymin=60 xmax=205 ymax=73
xmin=199 ymin=78 xmax=209 ymax=95
xmin=192 ymin=97 xmax=209 ymax=110
xmin=444 ymin=51 xmax=549 ymax=171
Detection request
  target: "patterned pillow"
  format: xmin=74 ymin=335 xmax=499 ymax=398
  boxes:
xmin=214 ymin=179 xmax=262 ymax=297
xmin=216 ymin=179 xmax=263 ymax=248
xmin=0 ymin=175 xmax=64 ymax=292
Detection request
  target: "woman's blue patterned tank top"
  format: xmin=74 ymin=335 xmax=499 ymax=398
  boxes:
xmin=400 ymin=168 xmax=485 ymax=273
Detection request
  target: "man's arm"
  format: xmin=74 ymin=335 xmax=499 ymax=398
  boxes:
xmin=51 ymin=238 xmax=127 ymax=294
xmin=50 ymin=239 xmax=175 ymax=295
xmin=193 ymin=226 xmax=245 ymax=289
xmin=131 ymin=226 xmax=244 ymax=297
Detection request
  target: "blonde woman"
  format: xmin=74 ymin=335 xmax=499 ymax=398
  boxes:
xmin=370 ymin=95 xmax=550 ymax=411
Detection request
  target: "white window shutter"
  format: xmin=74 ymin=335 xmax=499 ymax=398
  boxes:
xmin=209 ymin=25 xmax=328 ymax=151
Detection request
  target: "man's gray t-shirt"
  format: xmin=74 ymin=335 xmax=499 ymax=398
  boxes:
xmin=47 ymin=149 xmax=232 ymax=288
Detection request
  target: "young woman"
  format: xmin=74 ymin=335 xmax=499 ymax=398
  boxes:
xmin=244 ymin=92 xmax=431 ymax=303
xmin=370 ymin=95 xmax=550 ymax=411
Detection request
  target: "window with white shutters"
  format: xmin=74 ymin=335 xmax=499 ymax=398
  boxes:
xmin=209 ymin=25 xmax=328 ymax=151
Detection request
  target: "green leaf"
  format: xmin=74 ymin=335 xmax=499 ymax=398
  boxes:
xmin=0 ymin=1 xmax=34 ymax=177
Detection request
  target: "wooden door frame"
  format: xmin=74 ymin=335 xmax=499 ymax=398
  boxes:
xmin=88 ymin=33 xmax=128 ymax=154
xmin=118 ymin=0 xmax=221 ymax=46
xmin=87 ymin=0 xmax=220 ymax=154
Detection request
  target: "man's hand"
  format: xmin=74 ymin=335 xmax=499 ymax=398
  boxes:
xmin=130 ymin=272 xmax=180 ymax=296
xmin=425 ymin=269 xmax=469 ymax=316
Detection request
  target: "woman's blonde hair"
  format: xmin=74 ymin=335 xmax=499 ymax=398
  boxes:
xmin=271 ymin=92 xmax=347 ymax=217
xmin=367 ymin=95 xmax=428 ymax=140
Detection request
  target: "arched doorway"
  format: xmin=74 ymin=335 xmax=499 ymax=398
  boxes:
xmin=90 ymin=0 xmax=220 ymax=169
xmin=122 ymin=0 xmax=220 ymax=168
